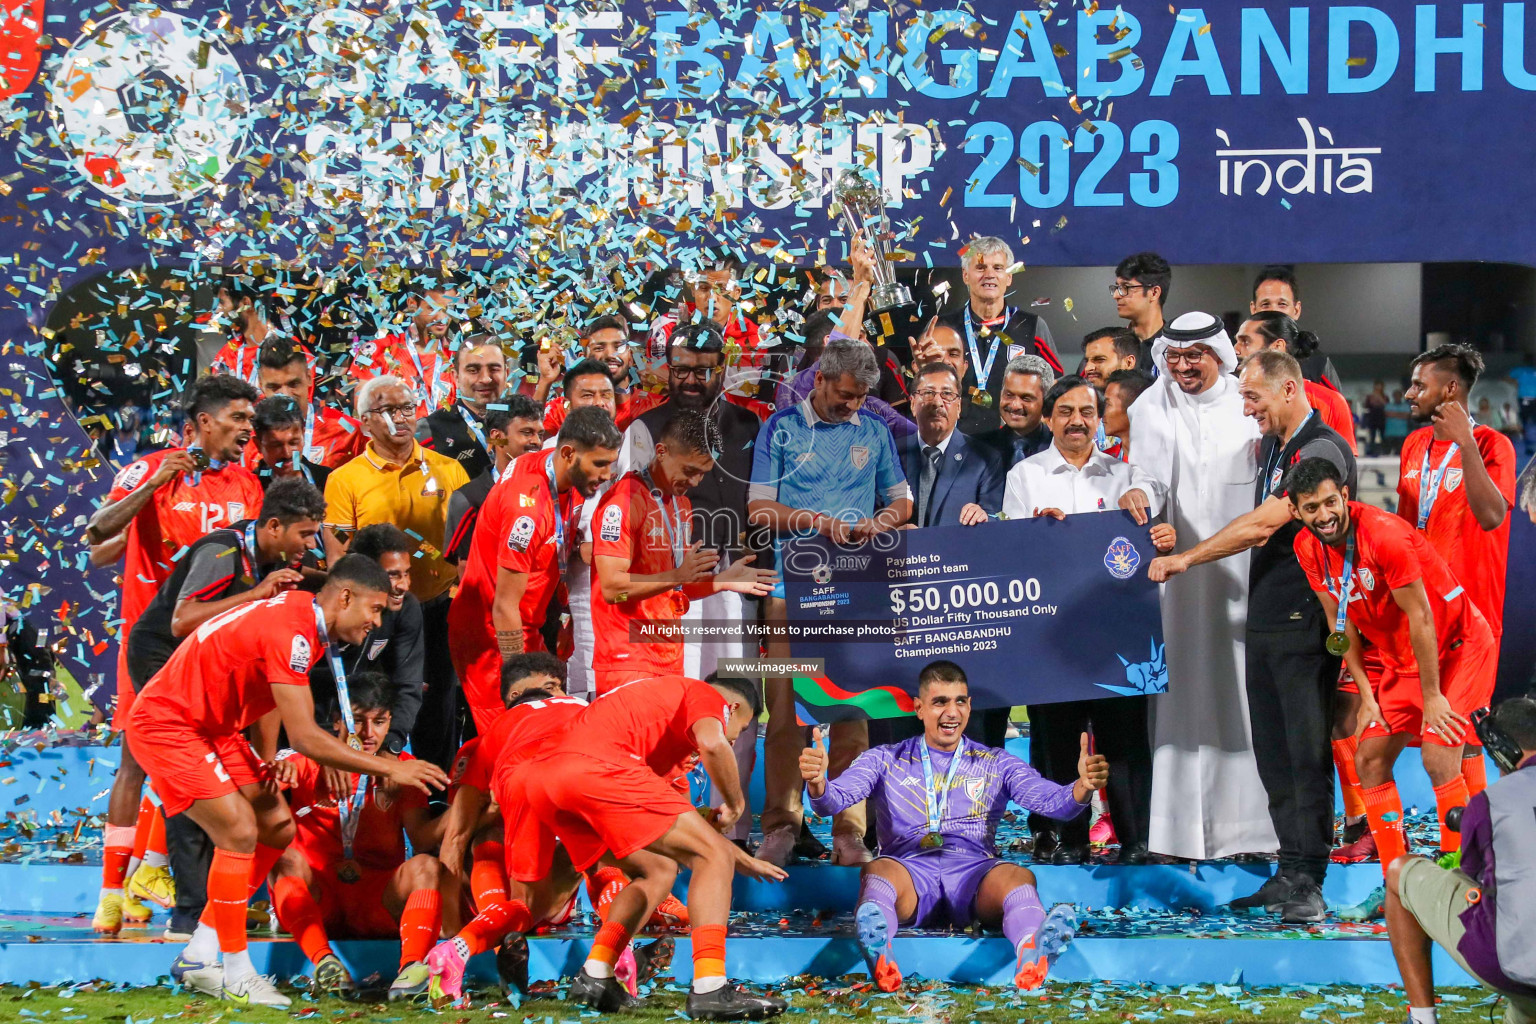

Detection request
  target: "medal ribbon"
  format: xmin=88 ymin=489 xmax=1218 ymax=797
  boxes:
xmin=340 ymin=773 xmax=368 ymax=862
xmin=1416 ymin=436 xmax=1463 ymax=530
xmin=545 ymin=454 xmax=571 ymax=578
xmin=962 ymin=306 xmax=1016 ymax=389
xmin=240 ymin=521 xmax=269 ymax=584
xmin=641 ymin=468 xmax=688 ymax=570
xmin=404 ymin=336 xmax=445 ymax=411
xmin=313 ymin=601 xmax=357 ymax=740
xmin=1331 ymin=529 xmax=1357 ymax=642
xmin=917 ymin=739 xmax=967 ymax=840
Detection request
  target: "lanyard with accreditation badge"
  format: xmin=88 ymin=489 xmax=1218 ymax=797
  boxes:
xmin=918 ymin=739 xmax=967 ymax=850
xmin=313 ymin=601 xmax=368 ymax=882
xmin=545 ymin=455 xmax=571 ymax=578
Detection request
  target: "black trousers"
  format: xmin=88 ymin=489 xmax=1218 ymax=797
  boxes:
xmin=165 ymin=811 xmax=214 ymax=931
xmin=1025 ymin=697 xmax=1151 ymax=849
xmin=1245 ymin=625 xmax=1340 ymax=883
xmin=412 ymin=592 xmax=463 ymax=783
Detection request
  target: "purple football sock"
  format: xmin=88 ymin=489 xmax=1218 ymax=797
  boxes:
xmin=859 ymin=875 xmax=899 ymax=942
xmin=1002 ymin=884 xmax=1047 ymax=951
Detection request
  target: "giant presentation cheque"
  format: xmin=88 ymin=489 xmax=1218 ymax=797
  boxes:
xmin=781 ymin=511 xmax=1167 ymax=719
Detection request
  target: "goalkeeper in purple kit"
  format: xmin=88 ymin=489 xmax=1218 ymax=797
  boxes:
xmin=800 ymin=660 xmax=1109 ymax=992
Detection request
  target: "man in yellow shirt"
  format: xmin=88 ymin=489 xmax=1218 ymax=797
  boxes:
xmin=325 ymin=376 xmax=471 ymax=776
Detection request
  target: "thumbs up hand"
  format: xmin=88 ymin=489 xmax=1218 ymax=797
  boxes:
xmin=1073 ymin=731 xmax=1110 ymax=803
xmin=800 ymin=726 xmax=830 ymax=798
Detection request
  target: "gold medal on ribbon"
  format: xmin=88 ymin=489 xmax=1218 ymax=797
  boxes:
xmin=920 ymin=832 xmax=945 ymax=850
xmin=337 ymin=860 xmax=362 ymax=884
xmin=1325 ymin=631 xmax=1350 ymax=656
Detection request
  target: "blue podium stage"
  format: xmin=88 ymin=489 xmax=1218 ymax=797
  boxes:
xmin=0 ymin=736 xmax=1486 ymax=991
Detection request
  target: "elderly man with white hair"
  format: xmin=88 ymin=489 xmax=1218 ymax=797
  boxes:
xmin=323 ymin=374 xmax=471 ymax=774
xmin=1117 ymin=312 xmax=1280 ymax=862
xmin=933 ymin=236 xmax=1063 ymax=435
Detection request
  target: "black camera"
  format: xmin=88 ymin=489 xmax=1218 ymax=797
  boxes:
xmin=1471 ymin=705 xmax=1526 ymax=775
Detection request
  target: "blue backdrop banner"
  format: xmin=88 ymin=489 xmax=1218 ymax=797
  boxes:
xmin=781 ymin=510 xmax=1166 ymax=718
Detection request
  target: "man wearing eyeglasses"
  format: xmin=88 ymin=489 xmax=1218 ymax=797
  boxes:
xmin=1112 ymin=252 xmax=1172 ymax=369
xmin=900 ymin=363 xmax=1005 ymax=529
xmin=324 ymin=375 xmax=471 ymax=773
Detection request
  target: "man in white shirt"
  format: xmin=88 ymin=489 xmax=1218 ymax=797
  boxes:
xmin=1002 ymin=375 xmax=1173 ymax=863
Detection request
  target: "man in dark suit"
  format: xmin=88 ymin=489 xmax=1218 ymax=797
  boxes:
xmin=973 ymin=354 xmax=1058 ymax=471
xmin=899 ymin=362 xmax=1006 ymax=527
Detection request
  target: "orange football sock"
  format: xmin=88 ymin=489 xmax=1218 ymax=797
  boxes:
xmin=460 ymin=899 xmax=533 ymax=957
xmin=202 ymin=848 xmax=255 ymax=954
xmin=269 ymin=875 xmax=332 ymax=964
xmin=1433 ymin=777 xmax=1471 ymax=854
xmin=585 ymin=920 xmax=632 ymax=974
xmin=1362 ymin=781 xmax=1408 ymax=877
xmin=1332 ymin=737 xmax=1366 ymax=819
xmin=1461 ymin=750 xmax=1488 ymax=797
xmin=101 ymin=824 xmax=134 ymax=891
xmin=129 ymin=796 xmax=155 ymax=868
xmin=399 ymin=890 xmax=442 ymax=968
xmin=143 ymin=804 xmax=168 ymax=867
xmin=586 ymin=865 xmax=628 ymax=922
xmin=470 ymin=841 xmax=508 ymax=912
xmin=691 ymin=923 xmax=727 ymax=986
xmin=248 ymin=843 xmax=286 ymax=896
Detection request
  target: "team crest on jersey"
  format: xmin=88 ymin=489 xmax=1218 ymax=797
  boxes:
xmin=1007 ymin=344 xmax=1026 ymax=361
xmin=366 ymin=638 xmax=388 ymax=660
xmin=508 ymin=515 xmax=536 ymax=552
xmin=1357 ymin=567 xmax=1376 ymax=591
xmin=114 ymin=460 xmax=150 ymax=491
xmin=289 ymin=635 xmax=312 ymax=672
xmin=1104 ymin=536 xmax=1140 ymax=580
xmin=600 ymin=504 xmax=624 ymax=543
xmin=850 ymin=445 xmax=869 ymax=470
xmin=451 ymin=752 xmax=471 ymax=783
xmin=965 ymin=775 xmax=985 ymax=802
xmin=1443 ymin=469 xmax=1463 ymax=492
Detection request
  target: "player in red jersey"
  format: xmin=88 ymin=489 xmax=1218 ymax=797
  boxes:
xmin=248 ymin=336 xmax=364 ymax=470
xmin=1398 ymin=344 xmax=1516 ymax=800
xmin=590 ymin=411 xmax=777 ymax=694
xmin=349 ymin=283 xmax=459 ymax=419
xmin=1289 ymin=459 xmax=1496 ymax=914
xmin=447 ymin=406 xmax=622 ymax=730
xmin=427 ymin=655 xmax=682 ymax=1005
xmin=540 ymin=318 xmax=665 ymax=436
xmin=86 ymin=375 xmax=264 ymax=935
xmin=513 ymin=675 xmax=789 ymax=1020
xmin=267 ymin=672 xmax=447 ymax=1001
xmin=126 ymin=556 xmax=448 ymax=1009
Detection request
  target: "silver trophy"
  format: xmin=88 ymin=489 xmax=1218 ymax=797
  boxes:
xmin=834 ymin=170 xmax=912 ymax=312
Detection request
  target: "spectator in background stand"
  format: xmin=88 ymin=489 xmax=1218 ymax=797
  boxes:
xmin=1233 ymin=313 xmax=1358 ymax=453
xmin=1386 ymin=389 xmax=1413 ymax=455
xmin=1079 ymin=328 xmax=1143 ymax=388
xmin=748 ymin=337 xmax=913 ymax=867
xmin=210 ymin=276 xmax=279 ymax=383
xmin=250 ymin=397 xmax=330 ymax=493
xmin=1498 ymin=401 xmax=1523 ymax=457
xmin=251 ymin=336 xmax=362 ymax=470
xmin=1364 ymin=382 xmax=1390 ymax=457
xmin=1003 ymin=376 xmax=1171 ymax=865
xmin=1112 ymin=253 xmax=1171 ymax=367
xmin=1506 ymin=355 xmax=1536 ymax=453
xmin=1 ymin=602 xmax=58 ymax=729
xmin=323 ymin=375 xmax=470 ymax=776
xmin=417 ymin=336 xmax=509 ymax=481
xmin=1249 ymin=266 xmax=1343 ymax=392
xmin=1103 ymin=369 xmax=1154 ymax=461
xmin=937 ymin=237 xmax=1061 ymax=435
xmin=444 ymin=392 xmax=544 ymax=566
xmin=973 ymin=355 xmax=1057 ymax=470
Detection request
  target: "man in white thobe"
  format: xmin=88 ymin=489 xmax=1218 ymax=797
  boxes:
xmin=1120 ymin=311 xmax=1279 ymax=860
